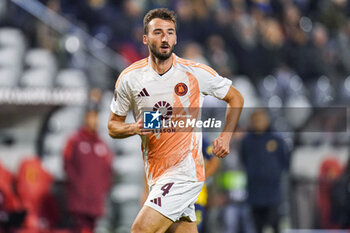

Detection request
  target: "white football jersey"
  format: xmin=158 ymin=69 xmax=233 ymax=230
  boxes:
xmin=111 ymin=54 xmax=232 ymax=186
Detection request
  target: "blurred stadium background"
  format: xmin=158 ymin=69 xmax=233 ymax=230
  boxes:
xmin=0 ymin=0 xmax=349 ymax=232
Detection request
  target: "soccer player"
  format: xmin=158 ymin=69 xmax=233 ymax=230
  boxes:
xmin=108 ymin=8 xmax=244 ymax=233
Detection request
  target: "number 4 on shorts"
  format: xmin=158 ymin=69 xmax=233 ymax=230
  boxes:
xmin=161 ymin=182 xmax=174 ymax=196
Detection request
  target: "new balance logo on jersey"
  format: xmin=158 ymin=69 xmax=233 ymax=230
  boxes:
xmin=150 ymin=197 xmax=162 ymax=207
xmin=137 ymin=88 xmax=150 ymax=97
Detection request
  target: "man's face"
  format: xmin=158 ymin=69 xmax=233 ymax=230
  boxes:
xmin=143 ymin=18 xmax=177 ymax=60
xmin=251 ymin=110 xmax=270 ymax=132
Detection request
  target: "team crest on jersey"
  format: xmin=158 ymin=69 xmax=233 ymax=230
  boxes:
xmin=153 ymin=101 xmax=173 ymax=120
xmin=174 ymin=82 xmax=188 ymax=96
xmin=266 ymin=139 xmax=278 ymax=152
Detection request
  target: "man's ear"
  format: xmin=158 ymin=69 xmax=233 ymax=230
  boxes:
xmin=143 ymin=35 xmax=148 ymax=45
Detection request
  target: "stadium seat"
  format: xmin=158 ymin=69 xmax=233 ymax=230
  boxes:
xmin=313 ymin=75 xmax=334 ymax=106
xmin=111 ymin=184 xmax=142 ymax=203
xmin=232 ymin=76 xmax=260 ymax=107
xmin=98 ymin=109 xmax=115 ymax=144
xmin=0 ymin=47 xmax=22 ymax=68
xmin=47 ymin=107 xmax=84 ymax=133
xmin=20 ymin=68 xmax=54 ymax=88
xmin=98 ymin=91 xmax=115 ymax=145
xmin=55 ymin=69 xmax=88 ymax=88
xmin=25 ymin=49 xmax=57 ymax=74
xmin=285 ymin=94 xmax=312 ymax=128
xmin=43 ymin=132 xmax=72 ymax=155
xmin=100 ymin=91 xmax=113 ymax=110
xmin=260 ymin=75 xmax=278 ymax=96
xmin=287 ymin=75 xmax=305 ymax=94
xmin=0 ymin=27 xmax=26 ymax=52
xmin=0 ymin=67 xmax=20 ymax=87
xmin=41 ymin=153 xmax=65 ymax=181
xmin=340 ymin=76 xmax=350 ymax=102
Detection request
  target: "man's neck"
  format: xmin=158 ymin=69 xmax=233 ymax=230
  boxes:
xmin=150 ymin=54 xmax=173 ymax=75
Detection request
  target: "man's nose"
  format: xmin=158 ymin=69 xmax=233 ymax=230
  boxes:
xmin=162 ymin=34 xmax=169 ymax=42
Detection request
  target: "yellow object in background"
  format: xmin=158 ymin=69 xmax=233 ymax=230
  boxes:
xmin=196 ymin=184 xmax=208 ymax=206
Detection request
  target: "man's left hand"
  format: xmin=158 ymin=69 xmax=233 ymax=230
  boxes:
xmin=212 ymin=136 xmax=230 ymax=158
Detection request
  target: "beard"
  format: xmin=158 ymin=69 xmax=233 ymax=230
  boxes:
xmin=149 ymin=42 xmax=174 ymax=60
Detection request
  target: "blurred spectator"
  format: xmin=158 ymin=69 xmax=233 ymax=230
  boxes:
xmin=63 ymin=108 xmax=113 ymax=233
xmin=282 ymin=4 xmax=311 ymax=81
xmin=330 ymin=156 xmax=350 ymax=228
xmin=181 ymin=41 xmax=210 ymax=65
xmin=175 ymin=0 xmax=199 ymax=43
xmin=282 ymin=3 xmax=302 ymax=40
xmin=240 ymin=109 xmax=290 ymax=233
xmin=228 ymin=12 xmax=267 ymax=79
xmin=335 ymin=19 xmax=350 ymax=75
xmin=308 ymin=23 xmax=337 ymax=80
xmin=16 ymin=157 xmax=58 ymax=230
xmin=206 ymin=34 xmax=236 ymax=78
xmin=319 ymin=0 xmax=347 ymax=33
xmin=259 ymin=18 xmax=285 ymax=75
xmin=8 ymin=0 xmax=350 ymax=91
xmin=317 ymin=157 xmax=343 ymax=229
xmin=0 ymin=162 xmax=26 ymax=232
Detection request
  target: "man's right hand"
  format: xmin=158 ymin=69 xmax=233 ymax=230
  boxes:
xmin=108 ymin=113 xmax=153 ymax=138
xmin=134 ymin=118 xmax=154 ymax=136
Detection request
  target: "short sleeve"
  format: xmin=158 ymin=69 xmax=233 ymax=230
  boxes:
xmin=110 ymin=76 xmax=131 ymax=116
xmin=196 ymin=65 xmax=232 ymax=99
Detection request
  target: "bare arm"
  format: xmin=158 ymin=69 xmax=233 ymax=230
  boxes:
xmin=108 ymin=112 xmax=153 ymax=139
xmin=212 ymin=86 xmax=244 ymax=158
xmin=205 ymin=157 xmax=220 ymax=178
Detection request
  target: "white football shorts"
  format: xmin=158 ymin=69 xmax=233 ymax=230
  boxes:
xmin=144 ymin=178 xmax=204 ymax=222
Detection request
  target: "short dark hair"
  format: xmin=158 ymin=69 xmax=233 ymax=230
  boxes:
xmin=143 ymin=8 xmax=177 ymax=35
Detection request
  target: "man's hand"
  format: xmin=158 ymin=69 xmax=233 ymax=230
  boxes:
xmin=212 ymin=136 xmax=230 ymax=158
xmin=108 ymin=113 xmax=153 ymax=138
xmin=134 ymin=118 xmax=154 ymax=136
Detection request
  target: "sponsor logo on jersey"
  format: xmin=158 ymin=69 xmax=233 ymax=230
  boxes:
xmin=174 ymin=82 xmax=188 ymax=96
xmin=137 ymin=88 xmax=150 ymax=97
xmin=143 ymin=110 xmax=161 ymax=129
xmin=153 ymin=101 xmax=173 ymax=120
xmin=150 ymin=197 xmax=162 ymax=207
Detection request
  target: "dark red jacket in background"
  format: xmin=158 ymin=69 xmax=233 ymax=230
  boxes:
xmin=63 ymin=127 xmax=113 ymax=217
